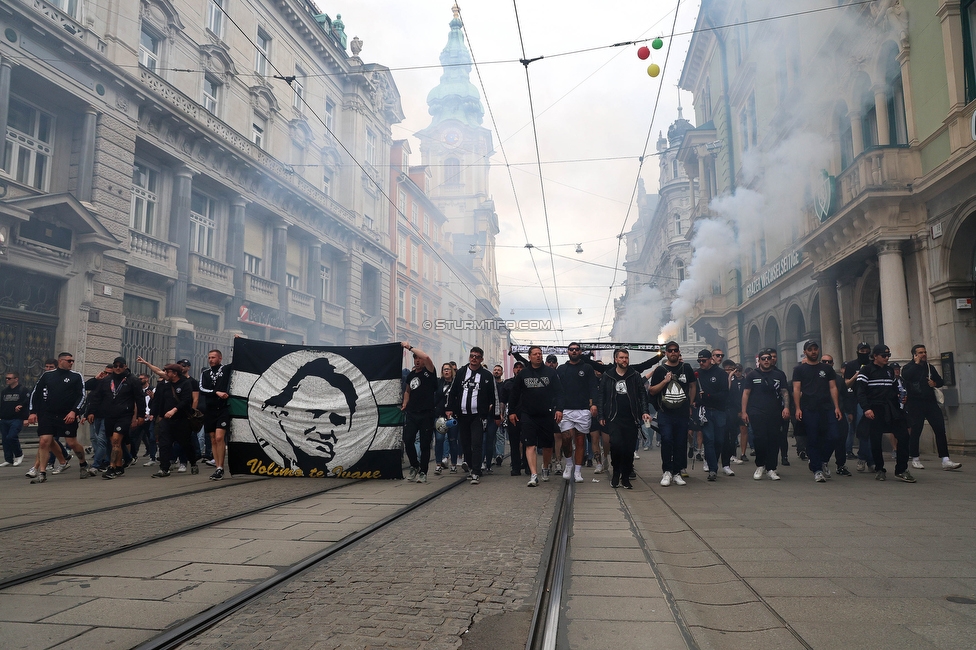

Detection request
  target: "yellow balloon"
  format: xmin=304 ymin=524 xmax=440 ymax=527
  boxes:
xmin=647 ymin=64 xmax=661 ymax=77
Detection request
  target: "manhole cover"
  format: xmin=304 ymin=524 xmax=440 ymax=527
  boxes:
xmin=945 ymin=596 xmax=976 ymax=605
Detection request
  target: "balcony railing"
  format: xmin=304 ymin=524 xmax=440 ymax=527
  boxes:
xmin=129 ymin=230 xmax=177 ymax=277
xmin=188 ymin=253 xmax=234 ymax=296
xmin=243 ymin=272 xmax=279 ymax=308
xmin=321 ymin=300 xmax=345 ymax=329
xmin=836 ymin=145 xmax=919 ymax=209
xmin=287 ymin=287 xmax=315 ymax=320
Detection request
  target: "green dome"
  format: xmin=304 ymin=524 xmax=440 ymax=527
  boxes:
xmin=426 ymin=13 xmax=484 ymax=127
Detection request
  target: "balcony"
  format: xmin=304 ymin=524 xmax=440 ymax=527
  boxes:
xmin=836 ymin=146 xmax=919 ymax=210
xmin=129 ymin=230 xmax=177 ymax=278
xmin=321 ymin=300 xmax=345 ymax=330
xmin=287 ymin=288 xmax=316 ymax=321
xmin=243 ymin=272 xmax=279 ymax=309
xmin=188 ymin=253 xmax=234 ymax=296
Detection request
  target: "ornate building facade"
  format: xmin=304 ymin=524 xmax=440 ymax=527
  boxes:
xmin=0 ymin=0 xmax=402 ymax=381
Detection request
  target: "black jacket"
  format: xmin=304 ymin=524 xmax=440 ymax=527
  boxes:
xmin=30 ymin=368 xmax=86 ymax=417
xmin=901 ymin=360 xmax=943 ymax=403
xmin=596 ymin=366 xmax=650 ymax=427
xmin=200 ymin=363 xmax=232 ymax=412
xmin=448 ymin=365 xmax=498 ymax=417
xmin=508 ymin=364 xmax=563 ymax=417
xmin=0 ymin=384 xmax=30 ymax=420
xmin=151 ymin=377 xmax=193 ymax=419
xmin=87 ymin=370 xmax=146 ymax=421
xmin=856 ymin=362 xmax=902 ymax=419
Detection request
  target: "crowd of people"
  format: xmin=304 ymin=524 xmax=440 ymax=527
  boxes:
xmin=1 ymin=350 xmax=231 ymax=483
xmin=398 ymin=338 xmax=963 ymax=488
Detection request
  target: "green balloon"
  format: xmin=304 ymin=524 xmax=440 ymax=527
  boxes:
xmin=652 ymin=38 xmax=664 ymax=50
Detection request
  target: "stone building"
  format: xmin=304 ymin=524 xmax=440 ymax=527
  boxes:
xmin=614 ymin=113 xmax=710 ymax=353
xmin=0 ymin=0 xmax=403 ymax=382
xmin=675 ymin=0 xmax=976 ymax=453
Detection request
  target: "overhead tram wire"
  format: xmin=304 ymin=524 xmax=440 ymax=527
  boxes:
xmin=598 ymin=0 xmax=683 ymax=340
xmin=511 ymin=0 xmax=564 ymax=342
xmin=206 ymin=0 xmax=484 ymax=305
xmin=456 ymin=2 xmax=557 ymax=331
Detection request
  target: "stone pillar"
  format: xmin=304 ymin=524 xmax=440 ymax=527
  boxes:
xmin=938 ymin=0 xmax=966 ymax=112
xmin=0 ymin=59 xmax=11 ymax=171
xmin=271 ymin=221 xmax=288 ymax=318
xmin=896 ymin=49 xmax=918 ymax=145
xmin=850 ymin=113 xmax=865 ymax=157
xmin=873 ymin=87 xmax=891 ymax=147
xmin=76 ymin=109 xmax=98 ymax=202
xmin=307 ymin=242 xmax=322 ymax=344
xmin=166 ymin=165 xmax=194 ymax=319
xmin=225 ymin=196 xmax=247 ymax=328
xmin=876 ymin=241 xmax=911 ymax=360
xmin=698 ymin=155 xmax=709 ymax=204
xmin=816 ymin=273 xmax=842 ymax=360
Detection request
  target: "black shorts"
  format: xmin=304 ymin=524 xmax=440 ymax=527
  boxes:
xmin=36 ymin=414 xmax=80 ymax=438
xmin=104 ymin=417 xmax=132 ymax=438
xmin=204 ymin=410 xmax=230 ymax=433
xmin=521 ymin=414 xmax=555 ymax=449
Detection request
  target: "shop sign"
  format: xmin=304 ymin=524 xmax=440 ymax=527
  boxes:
xmin=744 ymin=250 xmax=802 ymax=299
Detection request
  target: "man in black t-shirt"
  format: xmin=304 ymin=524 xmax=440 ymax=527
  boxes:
xmin=400 ymin=342 xmax=438 ymax=483
xmin=792 ymin=341 xmax=842 ymax=483
xmin=648 ymin=342 xmax=696 ymax=487
xmin=842 ymin=342 xmax=871 ymax=467
xmin=741 ymin=351 xmax=790 ymax=480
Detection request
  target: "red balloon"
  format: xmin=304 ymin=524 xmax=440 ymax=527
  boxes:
xmin=637 ymin=46 xmax=650 ymax=60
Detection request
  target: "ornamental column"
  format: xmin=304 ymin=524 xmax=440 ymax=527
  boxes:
xmin=873 ymin=86 xmax=891 ymax=146
xmin=816 ymin=273 xmax=842 ymax=360
xmin=876 ymin=240 xmax=911 ymax=359
xmin=850 ymin=112 xmax=865 ymax=157
xmin=0 ymin=58 xmax=12 ymax=170
xmin=225 ymin=196 xmax=247 ymax=327
xmin=271 ymin=220 xmax=288 ymax=319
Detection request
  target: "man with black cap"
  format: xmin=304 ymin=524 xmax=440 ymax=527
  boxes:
xmin=86 ymin=357 xmax=145 ymax=479
xmin=792 ymin=341 xmax=842 ymax=483
xmin=843 ymin=342 xmax=872 ymax=470
xmin=695 ymin=348 xmax=729 ymax=482
xmin=856 ymin=344 xmax=915 ymax=482
xmin=151 ymin=363 xmax=197 ymax=477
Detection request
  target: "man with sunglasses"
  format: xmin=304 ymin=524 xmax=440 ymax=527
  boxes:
xmin=0 ymin=371 xmax=29 ymax=466
xmin=792 ymin=341 xmax=843 ymax=483
xmin=27 ymin=352 xmax=93 ymax=482
xmin=741 ymin=351 xmax=790 ymax=480
xmin=694 ymin=349 xmax=730 ymax=482
xmin=649 ymin=342 xmax=696 ymax=486
xmin=820 ymin=354 xmax=852 ymax=477
xmin=856 ymin=344 xmax=915 ymax=482
xmin=446 ymin=346 xmax=498 ymax=485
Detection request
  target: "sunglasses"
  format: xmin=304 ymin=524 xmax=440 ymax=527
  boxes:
xmin=63 ymin=359 xmax=75 ymax=363
xmin=823 ymin=360 xmax=834 ymax=365
xmin=4 ymin=376 xmax=14 ymax=380
xmin=112 ymin=363 xmax=126 ymax=368
xmin=712 ymin=354 xmax=724 ymax=358
xmin=665 ymin=348 xmax=679 ymax=353
xmin=759 ymin=356 xmax=772 ymax=361
xmin=567 ymin=348 xmax=581 ymax=352
xmin=879 ymin=353 xmax=891 ymax=358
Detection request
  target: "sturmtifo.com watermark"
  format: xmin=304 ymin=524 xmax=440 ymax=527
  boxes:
xmin=423 ymin=319 xmax=554 ymax=331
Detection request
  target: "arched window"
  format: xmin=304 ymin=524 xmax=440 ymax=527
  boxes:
xmin=673 ymin=213 xmax=682 ymax=236
xmin=675 ymin=259 xmax=685 ymax=283
xmin=854 ymin=73 xmax=878 ymax=149
xmin=672 ymin=158 xmax=679 ymax=179
xmin=445 ymin=158 xmax=460 ymax=185
xmin=836 ymin=101 xmax=854 ymax=170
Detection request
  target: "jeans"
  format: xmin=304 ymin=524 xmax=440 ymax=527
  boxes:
xmin=483 ymin=417 xmax=498 ymax=466
xmin=0 ymin=419 xmax=24 ymax=462
xmin=434 ymin=430 xmax=448 ymax=463
xmin=447 ymin=423 xmax=460 ymax=464
xmin=495 ymin=422 xmax=507 ymax=458
xmin=657 ymin=409 xmax=688 ymax=475
xmin=91 ymin=419 xmax=110 ymax=469
xmin=802 ymin=407 xmax=840 ymax=473
xmin=699 ymin=408 xmax=727 ymax=472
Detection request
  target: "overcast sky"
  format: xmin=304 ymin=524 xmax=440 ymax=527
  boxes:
xmin=336 ymin=1 xmax=700 ymax=345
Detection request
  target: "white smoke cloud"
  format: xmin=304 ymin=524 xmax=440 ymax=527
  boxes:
xmin=615 ymin=285 xmax=666 ymax=342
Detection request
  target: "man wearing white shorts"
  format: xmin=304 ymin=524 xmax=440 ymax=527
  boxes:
xmin=556 ymin=343 xmax=597 ymax=483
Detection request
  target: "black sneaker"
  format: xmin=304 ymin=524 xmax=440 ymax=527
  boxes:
xmin=461 ymin=461 xmax=470 ymax=473
xmin=621 ymin=478 xmax=633 ymax=489
xmin=151 ymin=469 xmax=171 ymax=478
xmin=190 ymin=464 xmax=199 ymax=475
xmin=610 ymin=474 xmax=620 ymax=488
xmin=687 ymin=447 xmax=694 ymax=459
xmin=495 ymin=455 xmax=503 ymax=466
xmin=102 ymin=468 xmax=117 ymax=480
xmin=836 ymin=465 xmax=853 ymax=476
xmin=210 ymin=468 xmax=224 ymax=481
xmin=781 ymin=457 xmax=791 ymax=466
xmin=707 ymin=471 xmax=717 ymax=481
xmin=30 ymin=472 xmax=47 ymax=484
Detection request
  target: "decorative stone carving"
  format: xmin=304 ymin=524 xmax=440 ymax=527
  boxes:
xmin=350 ymin=36 xmax=362 ymax=56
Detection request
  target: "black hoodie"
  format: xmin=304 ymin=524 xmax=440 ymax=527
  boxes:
xmin=87 ymin=370 xmax=146 ymax=421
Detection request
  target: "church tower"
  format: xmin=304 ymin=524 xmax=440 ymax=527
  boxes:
xmin=415 ymin=4 xmax=499 ymax=312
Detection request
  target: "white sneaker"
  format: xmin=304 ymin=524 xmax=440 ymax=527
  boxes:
xmin=554 ymin=461 xmax=562 ymax=472
xmin=51 ymin=461 xmax=70 ymax=474
xmin=768 ymin=470 xmax=781 ymax=481
xmin=0 ymin=461 xmax=10 ymax=467
xmin=722 ymin=466 xmax=735 ymax=476
xmin=143 ymin=459 xmax=158 ymax=466
xmin=814 ymin=471 xmax=826 ymax=483
xmin=574 ymin=469 xmax=584 ymax=483
xmin=753 ymin=467 xmax=765 ymax=480
xmin=821 ymin=463 xmax=832 ymax=479
xmin=672 ymin=473 xmax=686 ymax=486
xmin=527 ymin=474 xmax=538 ymax=487
xmin=177 ymin=463 xmax=187 ymax=473
xmin=634 ymin=451 xmax=640 ymax=459
xmin=731 ymin=456 xmax=744 ymax=465
xmin=593 ymin=462 xmax=604 ymax=474
xmin=703 ymin=462 xmax=710 ymax=472
xmin=911 ymin=458 xmax=924 ymax=470
xmin=943 ymin=459 xmax=962 ymax=470
xmin=13 ymin=455 xmax=24 ymax=466
xmin=562 ymin=458 xmax=573 ymax=480
xmin=660 ymin=471 xmax=672 ymax=487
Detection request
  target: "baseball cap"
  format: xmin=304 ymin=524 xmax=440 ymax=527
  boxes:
xmin=697 ymin=349 xmax=712 ymax=360
xmin=163 ymin=363 xmax=183 ymax=373
xmin=857 ymin=342 xmax=870 ymax=351
xmin=803 ymin=340 xmax=820 ymax=350
xmin=177 ymin=358 xmax=191 ymax=366
xmin=545 ymin=354 xmax=558 ymax=363
xmin=872 ymin=344 xmax=890 ymax=356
